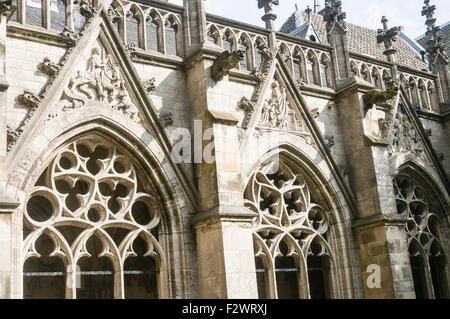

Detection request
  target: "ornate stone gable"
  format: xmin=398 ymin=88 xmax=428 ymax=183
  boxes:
xmin=255 ymin=79 xmax=314 ymax=147
xmin=388 ymin=104 xmax=429 ymax=163
xmin=52 ymin=44 xmax=141 ymax=123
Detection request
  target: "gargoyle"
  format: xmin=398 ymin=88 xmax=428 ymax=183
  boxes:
xmin=211 ymin=50 xmax=245 ymax=82
xmin=363 ymin=84 xmax=399 ymax=107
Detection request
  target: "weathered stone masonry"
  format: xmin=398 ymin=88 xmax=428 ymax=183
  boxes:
xmin=0 ymin=0 xmax=449 ymax=299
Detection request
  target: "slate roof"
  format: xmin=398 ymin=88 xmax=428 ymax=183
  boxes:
xmin=280 ymin=10 xmax=429 ymax=72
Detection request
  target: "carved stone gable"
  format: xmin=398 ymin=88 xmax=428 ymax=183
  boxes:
xmin=255 ymin=79 xmax=314 ymax=147
xmin=388 ymin=105 xmax=429 ymax=162
xmin=54 ymin=44 xmax=141 ymax=123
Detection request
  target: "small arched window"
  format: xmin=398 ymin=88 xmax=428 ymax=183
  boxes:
xmin=164 ymin=16 xmax=179 ymax=56
xmin=371 ymin=68 xmax=383 ymax=89
xmin=207 ymin=25 xmax=221 ymax=46
xmin=419 ymin=81 xmax=430 ymax=111
xmin=361 ymin=65 xmax=371 ymax=83
xmin=222 ymin=30 xmax=235 ymax=53
xmin=146 ymin=13 xmax=160 ymax=52
xmin=319 ymin=55 xmax=332 ymax=88
xmin=238 ymin=35 xmax=252 ymax=71
xmin=50 ymin=0 xmax=66 ymax=32
xmin=253 ymin=38 xmax=266 ymax=70
xmin=73 ymin=0 xmax=86 ymax=33
xmin=428 ymin=83 xmax=439 ymax=112
xmin=26 ymin=0 xmax=42 ymax=27
xmin=126 ymin=8 xmax=140 ymax=47
xmin=409 ymin=78 xmax=421 ymax=110
xmin=350 ymin=62 xmax=360 ymax=78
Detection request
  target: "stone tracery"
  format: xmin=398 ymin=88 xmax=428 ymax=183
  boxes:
xmin=245 ymin=159 xmax=334 ymax=299
xmin=23 ymin=136 xmax=164 ymax=299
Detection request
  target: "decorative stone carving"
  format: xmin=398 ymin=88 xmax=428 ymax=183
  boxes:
xmin=238 ymin=96 xmax=256 ymax=130
xmin=323 ymin=0 xmax=347 ymax=31
xmin=363 ymin=84 xmax=399 ymax=107
xmin=79 ymin=0 xmax=97 ymax=20
xmin=22 ymin=137 xmax=164 ymax=298
xmin=7 ymin=91 xmax=42 ymax=151
xmin=311 ymin=107 xmax=320 ymax=119
xmin=324 ymin=135 xmax=335 ymax=151
xmin=0 ymin=0 xmax=12 ymax=16
xmin=394 ymin=175 xmax=445 ymax=259
xmin=159 ymin=110 xmax=173 ymax=128
xmin=422 ymin=0 xmax=448 ymax=62
xmin=259 ymin=81 xmax=290 ymax=129
xmin=425 ymin=128 xmax=432 ymax=137
xmin=60 ymin=27 xmax=80 ymax=46
xmin=124 ymin=42 xmax=137 ymax=57
xmin=388 ymin=106 xmax=428 ymax=162
xmin=211 ymin=50 xmax=245 ymax=82
xmin=245 ymin=160 xmax=333 ymax=297
xmin=327 ymin=100 xmax=337 ymax=110
xmin=339 ymin=163 xmax=350 ymax=177
xmin=57 ymin=46 xmax=140 ymax=123
xmin=39 ymin=57 xmax=61 ymax=77
xmin=108 ymin=6 xmax=124 ymax=23
xmin=377 ymin=16 xmax=402 ymax=56
xmin=143 ymin=78 xmax=156 ymax=94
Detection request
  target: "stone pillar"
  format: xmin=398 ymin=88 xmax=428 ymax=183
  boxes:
xmin=185 ymin=48 xmax=258 ymax=298
xmin=183 ymin=0 xmax=207 ymax=55
xmin=336 ymin=77 xmax=415 ymax=299
xmin=0 ymin=9 xmax=20 ymax=299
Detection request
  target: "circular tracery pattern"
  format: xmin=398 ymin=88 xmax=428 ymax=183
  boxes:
xmin=23 ymin=137 xmax=164 ymax=298
xmin=245 ymin=160 xmax=333 ymax=298
xmin=394 ymin=175 xmax=444 ymax=258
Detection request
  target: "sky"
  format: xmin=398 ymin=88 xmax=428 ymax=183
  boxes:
xmin=170 ymin=0 xmax=450 ymax=39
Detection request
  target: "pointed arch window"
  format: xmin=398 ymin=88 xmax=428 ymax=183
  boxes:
xmin=238 ymin=35 xmax=252 ymax=71
xmin=254 ymin=39 xmax=266 ymax=70
xmin=73 ymin=0 xmax=86 ymax=33
xmin=50 ymin=0 xmax=66 ymax=32
xmin=207 ymin=26 xmax=220 ymax=46
xmin=418 ymin=81 xmax=431 ymax=111
xmin=164 ymin=16 xmax=179 ymax=56
xmin=146 ymin=13 xmax=160 ymax=52
xmin=23 ymin=137 xmax=165 ymax=299
xmin=245 ymin=160 xmax=335 ymax=299
xmin=26 ymin=0 xmax=43 ymax=27
xmin=319 ymin=55 xmax=332 ymax=88
xmin=394 ymin=174 xmax=449 ymax=299
xmin=126 ymin=8 xmax=140 ymax=47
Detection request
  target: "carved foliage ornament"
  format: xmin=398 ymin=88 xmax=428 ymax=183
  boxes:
xmin=57 ymin=46 xmax=141 ymax=123
xmin=23 ymin=137 xmax=163 ymax=297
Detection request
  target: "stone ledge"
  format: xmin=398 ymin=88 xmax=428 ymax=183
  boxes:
xmin=192 ymin=205 xmax=257 ymax=227
xmin=353 ymin=213 xmax=407 ymax=231
xmin=336 ymin=76 xmax=374 ymax=97
xmin=0 ymin=194 xmax=20 ymax=214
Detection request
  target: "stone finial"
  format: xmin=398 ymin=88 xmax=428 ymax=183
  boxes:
xmin=421 ymin=0 xmax=448 ymax=63
xmin=377 ymin=16 xmax=402 ymax=56
xmin=257 ymin=0 xmax=279 ymax=28
xmin=323 ymin=0 xmax=346 ymax=31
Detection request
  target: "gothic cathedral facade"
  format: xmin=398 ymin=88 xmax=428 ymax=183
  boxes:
xmin=0 ymin=0 xmax=449 ymax=299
